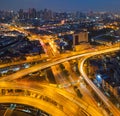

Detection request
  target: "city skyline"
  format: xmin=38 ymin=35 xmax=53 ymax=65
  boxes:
xmin=0 ymin=0 xmax=120 ymax=12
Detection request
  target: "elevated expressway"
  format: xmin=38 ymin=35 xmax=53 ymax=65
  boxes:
xmin=79 ymin=51 xmax=120 ymax=116
xmin=0 ymin=46 xmax=119 ymax=82
xmin=0 ymin=45 xmax=120 ymax=115
xmin=0 ymin=82 xmax=102 ymax=116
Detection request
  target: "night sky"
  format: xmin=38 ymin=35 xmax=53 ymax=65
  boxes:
xmin=0 ymin=0 xmax=120 ymax=12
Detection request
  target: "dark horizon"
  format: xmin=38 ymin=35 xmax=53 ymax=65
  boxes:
xmin=0 ymin=0 xmax=120 ymax=13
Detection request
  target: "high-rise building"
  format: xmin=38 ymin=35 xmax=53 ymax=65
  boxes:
xmin=28 ymin=8 xmax=37 ymax=19
xmin=18 ymin=9 xmax=24 ymax=19
xmin=43 ymin=9 xmax=53 ymax=20
xmin=73 ymin=30 xmax=88 ymax=46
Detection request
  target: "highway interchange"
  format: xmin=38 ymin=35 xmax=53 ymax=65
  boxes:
xmin=0 ymin=25 xmax=120 ymax=115
xmin=0 ymin=45 xmax=120 ymax=115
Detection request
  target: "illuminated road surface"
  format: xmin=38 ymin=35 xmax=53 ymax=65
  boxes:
xmin=0 ymin=46 xmax=119 ymax=116
xmin=0 ymin=55 xmax=48 ymax=69
xmin=79 ymin=53 xmax=120 ymax=115
xmin=51 ymin=65 xmax=69 ymax=85
xmin=0 ymin=46 xmax=119 ymax=81
xmin=0 ymin=82 xmax=102 ymax=116
xmin=0 ymin=45 xmax=119 ymax=115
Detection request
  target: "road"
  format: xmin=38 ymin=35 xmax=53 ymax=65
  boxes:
xmin=0 ymin=45 xmax=119 ymax=115
xmin=1 ymin=24 xmax=120 ymax=115
xmin=8 ymin=25 xmax=59 ymax=57
xmin=0 ymin=55 xmax=48 ymax=69
xmin=0 ymin=46 xmax=119 ymax=81
xmin=51 ymin=65 xmax=74 ymax=93
xmin=51 ymin=65 xmax=69 ymax=86
xmin=0 ymin=82 xmax=102 ymax=116
xmin=79 ymin=55 xmax=120 ymax=115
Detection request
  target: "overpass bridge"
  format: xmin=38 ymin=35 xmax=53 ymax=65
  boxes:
xmin=0 ymin=46 xmax=119 ymax=115
xmin=2 ymin=24 xmax=120 ymax=116
xmin=0 ymin=82 xmax=102 ymax=116
xmin=0 ymin=46 xmax=119 ymax=82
